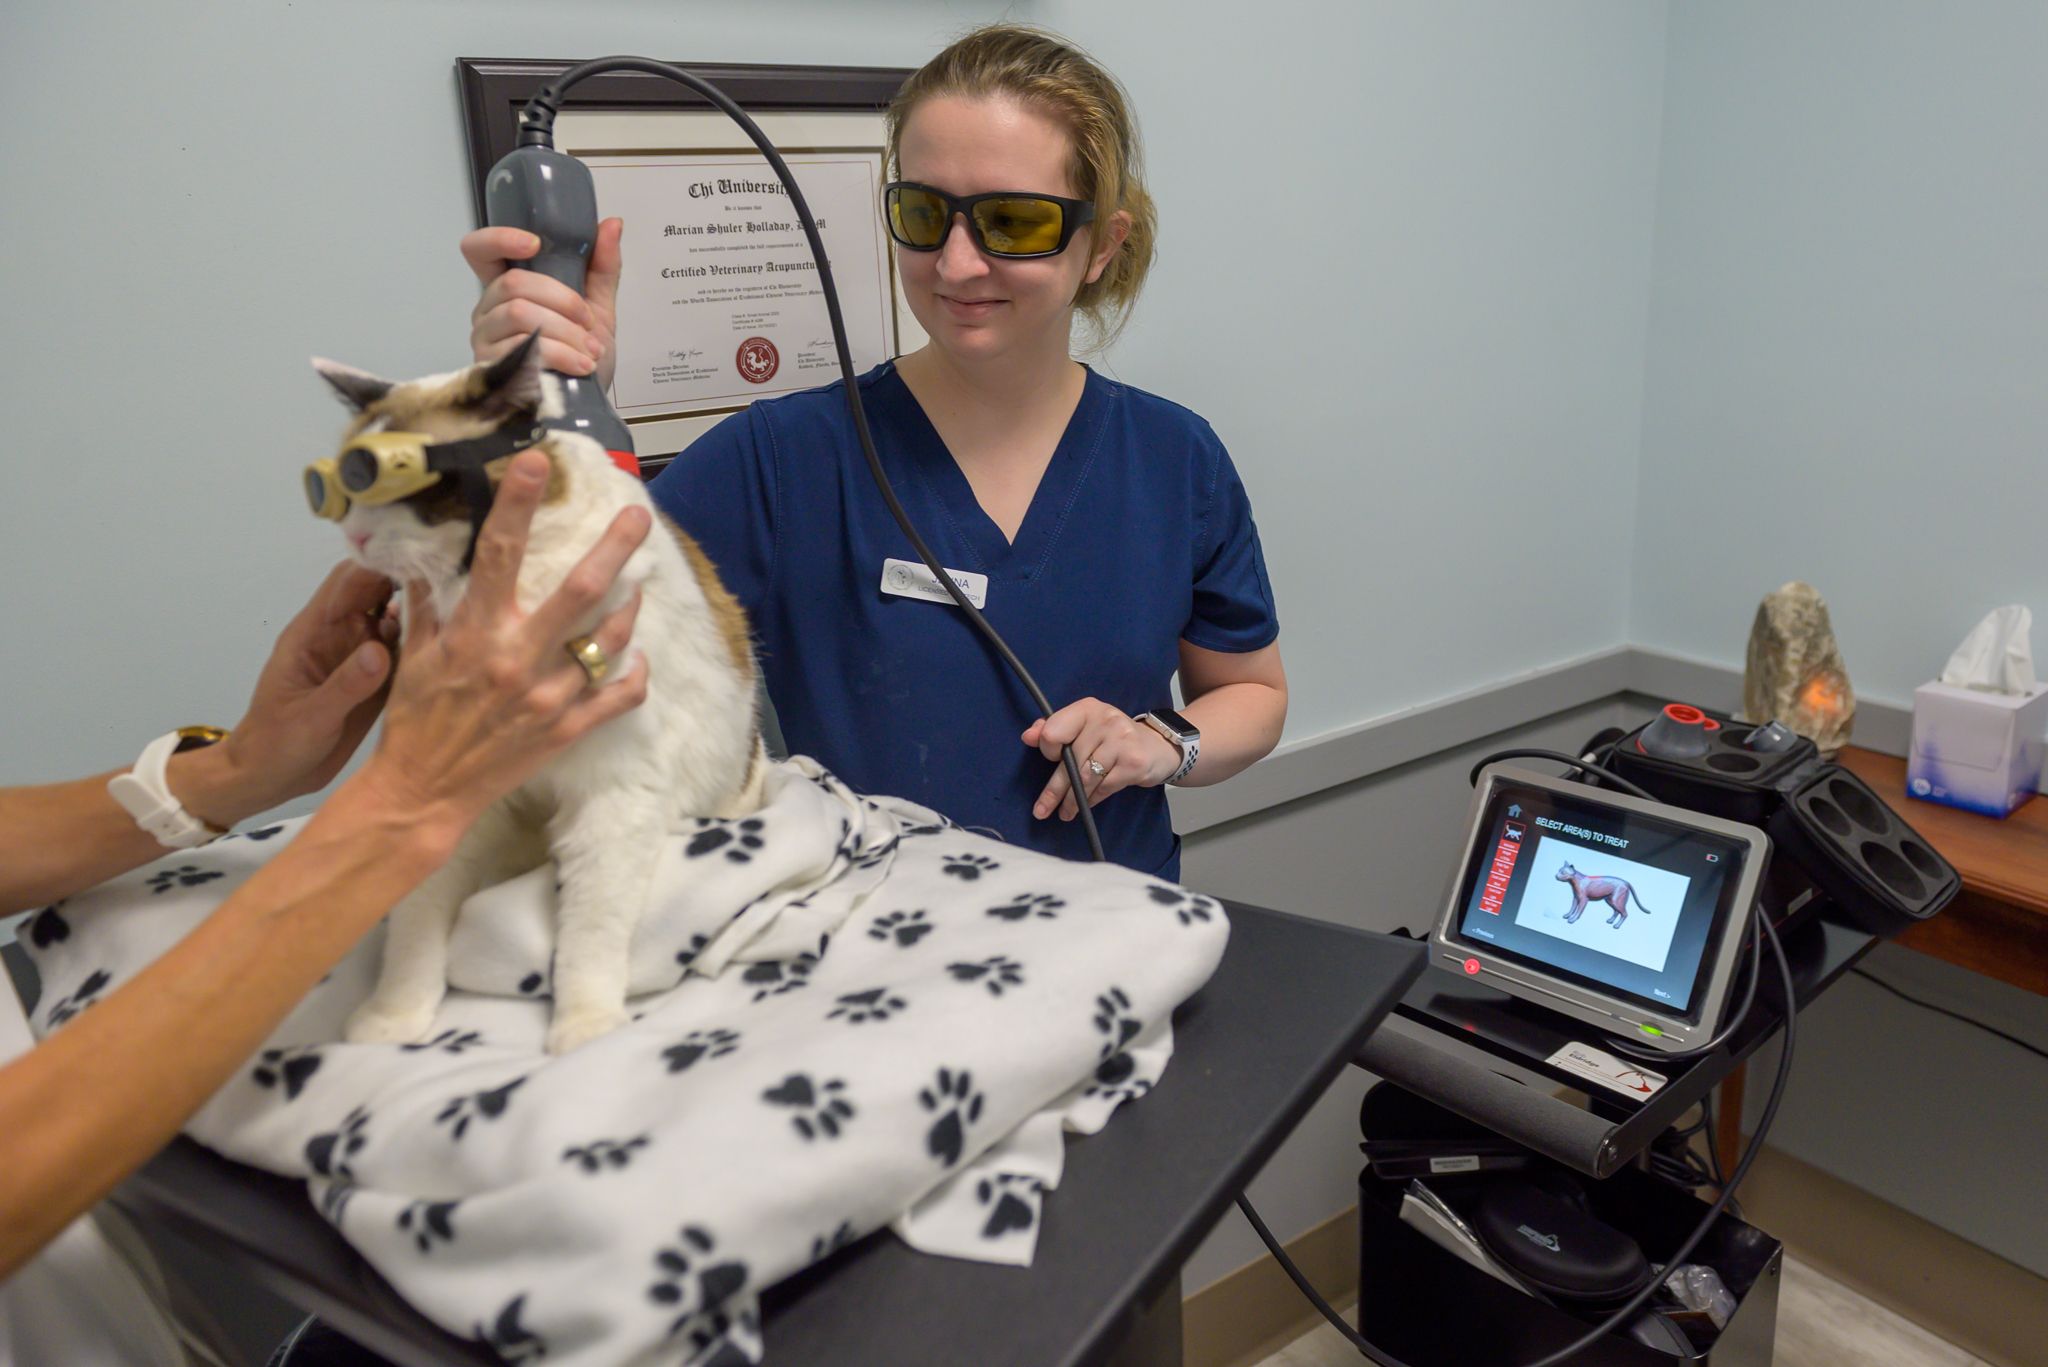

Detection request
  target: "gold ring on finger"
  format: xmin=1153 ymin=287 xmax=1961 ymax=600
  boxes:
xmin=565 ymin=635 xmax=611 ymax=687
xmin=1086 ymin=759 xmax=1108 ymax=779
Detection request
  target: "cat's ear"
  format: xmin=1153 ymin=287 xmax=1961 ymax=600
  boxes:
xmin=474 ymin=330 xmax=546 ymax=414
xmin=311 ymin=358 xmax=395 ymax=412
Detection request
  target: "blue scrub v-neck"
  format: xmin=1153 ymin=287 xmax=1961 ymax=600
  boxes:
xmin=648 ymin=361 xmax=1279 ymax=879
xmin=891 ymin=368 xmax=1104 ymax=580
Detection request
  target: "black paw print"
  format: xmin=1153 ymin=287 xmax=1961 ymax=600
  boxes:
xmin=942 ymin=853 xmax=1000 ymax=881
xmin=828 ymin=987 xmax=909 ymax=1025
xmin=25 ymin=904 xmax=69 ymax=950
xmin=810 ymin=1221 xmax=857 ymax=1261
xmin=851 ymin=837 xmax=899 ymax=872
xmin=43 ymin=968 xmax=112 ymax=1029
xmin=516 ymin=970 xmax=548 ymax=997
xmin=663 ymin=1028 xmax=741 ymax=1073
xmin=1093 ymin=987 xmax=1142 ymax=1059
xmin=686 ymin=817 xmax=766 ymax=864
xmin=679 ymin=1306 xmax=760 ymax=1366
xmin=977 ymin=1173 xmax=1045 ymax=1239
xmin=252 ymin=1045 xmax=324 ymax=1101
xmin=762 ymin=1073 xmax=855 ymax=1140
xmin=675 ymin=933 xmax=711 ymax=970
xmin=305 ymin=1105 xmax=370 ymax=1220
xmin=1087 ymin=1074 xmax=1154 ymax=1107
xmin=867 ymin=909 xmax=933 ymax=948
xmin=1147 ymin=884 xmax=1221 ymax=926
xmin=397 ymin=1198 xmax=460 ymax=1253
xmin=919 ymin=1067 xmax=986 ymax=1167
xmin=987 ymin=893 xmax=1064 ymax=922
xmin=244 ymin=823 xmax=287 ymax=842
xmin=473 ymin=1294 xmax=546 ymax=1363
xmin=1093 ymin=1047 xmax=1141 ymax=1089
xmin=742 ymin=952 xmax=816 ymax=1003
xmin=401 ymin=1028 xmax=485 ymax=1054
xmin=648 ymin=1225 xmax=750 ymax=1333
xmin=562 ymin=1135 xmax=650 ymax=1174
xmin=435 ymin=1076 xmax=527 ymax=1141
xmin=145 ymin=864 xmax=223 ymax=895
xmin=948 ymin=956 xmax=1026 ymax=997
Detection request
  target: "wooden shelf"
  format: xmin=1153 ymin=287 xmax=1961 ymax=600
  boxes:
xmin=1834 ymin=746 xmax=2048 ymax=997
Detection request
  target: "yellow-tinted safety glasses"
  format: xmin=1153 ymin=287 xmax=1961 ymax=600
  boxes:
xmin=884 ymin=182 xmax=1096 ymax=259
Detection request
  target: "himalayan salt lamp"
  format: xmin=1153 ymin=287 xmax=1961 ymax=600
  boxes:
xmin=1742 ymin=581 xmax=1856 ymax=754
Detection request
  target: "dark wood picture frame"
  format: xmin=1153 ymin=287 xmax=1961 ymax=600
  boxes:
xmin=456 ymin=58 xmax=913 ymax=225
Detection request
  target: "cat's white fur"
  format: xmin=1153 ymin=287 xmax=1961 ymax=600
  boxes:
xmin=316 ymin=339 xmax=765 ymax=1053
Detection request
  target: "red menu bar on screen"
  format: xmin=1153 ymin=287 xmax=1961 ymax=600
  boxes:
xmin=1478 ymin=821 xmax=1526 ymax=914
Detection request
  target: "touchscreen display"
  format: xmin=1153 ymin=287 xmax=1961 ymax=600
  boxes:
xmin=1449 ymin=782 xmax=1749 ymax=1017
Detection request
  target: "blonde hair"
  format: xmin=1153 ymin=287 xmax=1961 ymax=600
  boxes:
xmin=886 ymin=25 xmax=1158 ymax=349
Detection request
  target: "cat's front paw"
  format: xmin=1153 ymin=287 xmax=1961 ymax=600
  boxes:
xmin=344 ymin=1000 xmax=439 ymax=1046
xmin=546 ymin=1006 xmax=629 ymax=1056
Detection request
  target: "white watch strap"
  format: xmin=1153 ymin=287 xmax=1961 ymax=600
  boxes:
xmin=107 ymin=732 xmax=222 ymax=849
xmin=1139 ymin=713 xmax=1201 ymax=786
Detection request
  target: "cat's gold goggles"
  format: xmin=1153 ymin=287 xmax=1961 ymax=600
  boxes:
xmin=303 ymin=423 xmax=549 ymax=521
xmin=303 ymin=433 xmax=440 ymax=521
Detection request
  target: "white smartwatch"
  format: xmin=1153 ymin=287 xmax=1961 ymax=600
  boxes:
xmin=108 ymin=727 xmax=231 ymax=849
xmin=1137 ymin=709 xmax=1201 ymax=786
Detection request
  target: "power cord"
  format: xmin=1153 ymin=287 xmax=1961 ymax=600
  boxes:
xmin=1464 ymin=748 xmax=1655 ymax=802
xmin=1847 ymin=966 xmax=2048 ymax=1064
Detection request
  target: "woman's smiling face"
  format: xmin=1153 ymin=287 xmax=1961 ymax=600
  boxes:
xmin=893 ymin=94 xmax=1116 ymax=365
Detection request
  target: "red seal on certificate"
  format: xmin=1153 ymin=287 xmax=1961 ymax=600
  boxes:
xmin=736 ymin=336 xmax=780 ymax=385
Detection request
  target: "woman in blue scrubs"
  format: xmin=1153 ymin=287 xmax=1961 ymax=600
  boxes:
xmin=463 ymin=26 xmax=1287 ymax=879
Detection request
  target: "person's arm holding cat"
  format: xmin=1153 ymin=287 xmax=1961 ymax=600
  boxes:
xmin=0 ymin=562 xmax=400 ymax=911
xmin=0 ymin=452 xmax=649 ymax=1281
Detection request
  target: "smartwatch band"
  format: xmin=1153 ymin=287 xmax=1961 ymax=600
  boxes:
xmin=1138 ymin=711 xmax=1201 ymax=786
xmin=108 ymin=730 xmax=230 ymax=849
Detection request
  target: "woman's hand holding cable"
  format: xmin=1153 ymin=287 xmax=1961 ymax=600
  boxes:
xmin=1024 ymin=700 xmax=1180 ymax=822
xmin=461 ymin=219 xmax=623 ymax=388
xmin=351 ymin=450 xmax=649 ymax=847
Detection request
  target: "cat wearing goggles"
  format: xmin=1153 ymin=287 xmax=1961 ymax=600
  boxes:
xmin=311 ymin=335 xmax=767 ymax=1054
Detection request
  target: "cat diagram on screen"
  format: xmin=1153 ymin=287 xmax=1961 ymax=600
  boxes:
xmin=1511 ymin=835 xmax=1688 ymax=973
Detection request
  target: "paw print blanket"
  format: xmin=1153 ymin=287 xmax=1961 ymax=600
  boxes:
xmin=20 ymin=758 xmax=1228 ymax=1367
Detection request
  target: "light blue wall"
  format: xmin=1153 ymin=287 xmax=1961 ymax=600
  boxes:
xmin=1632 ymin=0 xmax=2048 ymax=707
xmin=1622 ymin=3 xmax=2048 ymax=1282
xmin=1049 ymin=0 xmax=1668 ymax=741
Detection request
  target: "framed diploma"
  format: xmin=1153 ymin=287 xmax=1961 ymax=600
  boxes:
xmin=457 ymin=60 xmax=925 ymax=470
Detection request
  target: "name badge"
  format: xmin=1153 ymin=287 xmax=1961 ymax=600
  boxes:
xmin=880 ymin=557 xmax=989 ymax=609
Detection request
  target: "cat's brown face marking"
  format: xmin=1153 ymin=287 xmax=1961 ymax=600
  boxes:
xmin=317 ymin=340 xmax=570 ymax=574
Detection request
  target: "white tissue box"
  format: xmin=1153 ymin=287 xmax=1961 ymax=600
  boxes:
xmin=1907 ymin=681 xmax=2048 ymax=817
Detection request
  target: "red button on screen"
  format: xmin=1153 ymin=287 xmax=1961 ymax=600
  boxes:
xmin=1463 ymin=957 xmax=1481 ymax=975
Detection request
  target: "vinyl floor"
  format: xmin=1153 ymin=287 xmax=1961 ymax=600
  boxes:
xmin=1253 ymin=1254 xmax=1991 ymax=1367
